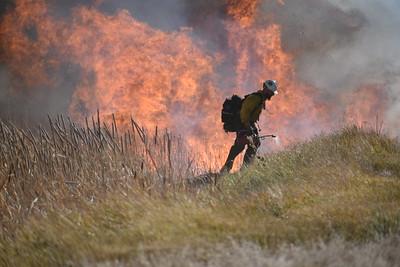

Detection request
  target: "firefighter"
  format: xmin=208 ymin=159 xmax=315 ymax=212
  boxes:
xmin=220 ymin=80 xmax=278 ymax=174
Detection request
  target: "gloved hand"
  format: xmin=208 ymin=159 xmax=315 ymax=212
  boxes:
xmin=246 ymin=135 xmax=255 ymax=147
xmin=249 ymin=125 xmax=258 ymax=135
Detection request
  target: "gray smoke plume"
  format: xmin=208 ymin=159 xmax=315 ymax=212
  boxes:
xmin=301 ymin=1 xmax=399 ymax=88
xmin=97 ymin=0 xmax=187 ymax=31
xmin=281 ymin=0 xmax=400 ymax=133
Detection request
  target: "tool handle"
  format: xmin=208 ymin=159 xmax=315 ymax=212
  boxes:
xmin=259 ymin=134 xmax=277 ymax=139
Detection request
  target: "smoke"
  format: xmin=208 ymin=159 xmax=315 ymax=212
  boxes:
xmin=0 ymin=65 xmax=10 ymax=111
xmin=301 ymin=1 xmax=400 ymax=89
xmin=97 ymin=0 xmax=187 ymax=31
xmin=280 ymin=0 xmax=400 ymax=133
xmin=0 ymin=1 xmax=14 ymax=18
xmin=0 ymin=0 xmax=13 ymax=108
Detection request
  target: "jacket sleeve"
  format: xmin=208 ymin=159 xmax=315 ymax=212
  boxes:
xmin=240 ymin=94 xmax=262 ymax=128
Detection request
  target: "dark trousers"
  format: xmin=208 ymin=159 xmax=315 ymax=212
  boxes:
xmin=220 ymin=129 xmax=261 ymax=173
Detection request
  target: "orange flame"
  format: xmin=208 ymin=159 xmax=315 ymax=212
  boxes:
xmin=227 ymin=0 xmax=260 ymax=28
xmin=0 ymin=0 xmax=58 ymax=89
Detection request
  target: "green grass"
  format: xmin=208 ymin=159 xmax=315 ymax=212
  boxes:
xmin=1 ymin=127 xmax=400 ymax=266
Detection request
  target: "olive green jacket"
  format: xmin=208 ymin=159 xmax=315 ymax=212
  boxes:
xmin=240 ymin=91 xmax=265 ymax=128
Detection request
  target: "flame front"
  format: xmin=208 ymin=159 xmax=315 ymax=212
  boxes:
xmin=0 ymin=0 xmax=388 ymax=169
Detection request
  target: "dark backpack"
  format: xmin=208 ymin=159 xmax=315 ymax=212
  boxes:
xmin=221 ymin=94 xmax=244 ymax=132
xmin=221 ymin=92 xmax=265 ymax=132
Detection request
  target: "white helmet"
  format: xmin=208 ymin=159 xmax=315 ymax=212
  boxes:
xmin=263 ymin=80 xmax=278 ymax=95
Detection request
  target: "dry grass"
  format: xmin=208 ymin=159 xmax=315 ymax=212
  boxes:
xmin=0 ymin=115 xmax=194 ymax=234
xmin=0 ymin=123 xmax=400 ymax=266
xmin=94 ymin=235 xmax=400 ymax=267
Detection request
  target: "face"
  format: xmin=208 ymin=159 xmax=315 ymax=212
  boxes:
xmin=263 ymin=90 xmax=275 ymax=100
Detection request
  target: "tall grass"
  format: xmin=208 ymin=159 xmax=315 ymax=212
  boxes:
xmin=0 ymin=115 xmax=195 ymax=234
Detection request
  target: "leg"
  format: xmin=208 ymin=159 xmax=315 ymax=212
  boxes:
xmin=243 ymin=135 xmax=261 ymax=168
xmin=220 ymin=134 xmax=247 ymax=174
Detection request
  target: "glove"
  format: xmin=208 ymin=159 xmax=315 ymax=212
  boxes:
xmin=246 ymin=135 xmax=255 ymax=146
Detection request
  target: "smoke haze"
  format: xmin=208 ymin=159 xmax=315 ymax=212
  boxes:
xmin=296 ymin=0 xmax=400 ymax=133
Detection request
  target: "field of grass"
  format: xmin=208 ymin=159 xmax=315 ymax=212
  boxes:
xmin=1 ymin=121 xmax=400 ymax=266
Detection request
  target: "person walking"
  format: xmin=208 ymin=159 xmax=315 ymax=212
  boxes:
xmin=220 ymin=80 xmax=278 ymax=174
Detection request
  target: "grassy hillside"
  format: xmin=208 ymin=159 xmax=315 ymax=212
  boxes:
xmin=1 ymin=126 xmax=400 ymax=266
